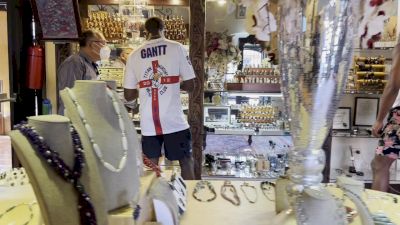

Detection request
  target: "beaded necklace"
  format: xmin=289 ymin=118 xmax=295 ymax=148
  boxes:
xmin=240 ymin=182 xmax=257 ymax=203
xmin=66 ymin=87 xmax=128 ymax=173
xmin=192 ymin=180 xmax=217 ymax=202
xmin=0 ymin=201 xmax=37 ymax=225
xmin=16 ymin=122 xmax=97 ymax=225
xmin=221 ymin=181 xmax=240 ymax=206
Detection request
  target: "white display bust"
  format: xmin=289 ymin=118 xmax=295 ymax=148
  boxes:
xmin=60 ymin=80 xmax=140 ymax=211
xmin=9 ymin=115 xmax=108 ymax=225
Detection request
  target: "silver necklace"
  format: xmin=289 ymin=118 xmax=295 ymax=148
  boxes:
xmin=66 ymin=87 xmax=128 ymax=172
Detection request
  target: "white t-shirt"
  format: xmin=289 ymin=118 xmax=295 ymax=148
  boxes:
xmin=124 ymin=38 xmax=195 ymax=136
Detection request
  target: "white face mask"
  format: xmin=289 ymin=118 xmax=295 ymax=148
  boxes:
xmin=100 ymin=45 xmax=111 ymax=61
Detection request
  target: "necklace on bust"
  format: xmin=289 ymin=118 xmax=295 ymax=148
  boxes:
xmin=66 ymin=87 xmax=128 ymax=173
xmin=0 ymin=201 xmax=37 ymax=225
xmin=240 ymin=182 xmax=257 ymax=203
xmin=192 ymin=180 xmax=217 ymax=202
xmin=221 ymin=181 xmax=240 ymax=206
xmin=15 ymin=122 xmax=97 ymax=225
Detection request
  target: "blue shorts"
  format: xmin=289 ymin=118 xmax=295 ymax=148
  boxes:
xmin=141 ymin=129 xmax=192 ymax=161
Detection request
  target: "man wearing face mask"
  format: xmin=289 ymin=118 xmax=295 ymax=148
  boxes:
xmin=57 ymin=29 xmax=109 ymax=114
xmin=124 ymin=17 xmax=196 ymax=180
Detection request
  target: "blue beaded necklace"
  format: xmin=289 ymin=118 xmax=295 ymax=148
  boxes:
xmin=15 ymin=122 xmax=97 ymax=225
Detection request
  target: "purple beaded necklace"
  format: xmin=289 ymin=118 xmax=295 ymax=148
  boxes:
xmin=15 ymin=122 xmax=97 ymax=225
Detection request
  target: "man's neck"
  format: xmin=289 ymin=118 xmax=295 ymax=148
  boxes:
xmin=149 ymin=32 xmax=162 ymax=40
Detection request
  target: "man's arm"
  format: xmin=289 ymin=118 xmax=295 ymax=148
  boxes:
xmin=180 ymin=78 xmax=195 ymax=93
xmin=124 ymin=88 xmax=138 ymax=101
xmin=372 ymin=45 xmax=400 ymax=136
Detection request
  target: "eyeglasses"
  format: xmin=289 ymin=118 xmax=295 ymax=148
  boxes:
xmin=90 ymin=40 xmax=106 ymax=45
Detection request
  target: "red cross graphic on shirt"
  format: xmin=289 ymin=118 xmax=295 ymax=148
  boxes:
xmin=138 ymin=60 xmax=180 ymax=135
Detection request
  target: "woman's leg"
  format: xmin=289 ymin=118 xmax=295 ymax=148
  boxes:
xmin=371 ymin=155 xmax=396 ymax=192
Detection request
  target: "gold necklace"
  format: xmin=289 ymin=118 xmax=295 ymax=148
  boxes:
xmin=221 ymin=181 xmax=240 ymax=206
xmin=240 ymin=182 xmax=257 ymax=203
xmin=192 ymin=180 xmax=217 ymax=202
xmin=260 ymin=181 xmax=275 ymax=201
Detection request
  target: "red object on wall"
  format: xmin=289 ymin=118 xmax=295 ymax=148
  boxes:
xmin=26 ymin=45 xmax=44 ymax=89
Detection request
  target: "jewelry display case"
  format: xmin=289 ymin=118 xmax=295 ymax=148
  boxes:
xmin=202 ymin=90 xmax=292 ymax=180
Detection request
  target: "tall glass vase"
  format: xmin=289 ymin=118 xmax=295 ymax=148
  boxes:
xmin=278 ymin=0 xmax=356 ymax=224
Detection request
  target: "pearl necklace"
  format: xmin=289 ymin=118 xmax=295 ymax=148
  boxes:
xmin=66 ymin=88 xmax=127 ymax=173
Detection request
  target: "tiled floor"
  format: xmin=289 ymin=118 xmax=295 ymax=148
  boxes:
xmin=0 ymin=135 xmax=11 ymax=172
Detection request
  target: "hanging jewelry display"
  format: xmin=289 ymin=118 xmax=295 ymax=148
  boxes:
xmin=240 ymin=182 xmax=257 ymax=203
xmin=66 ymin=87 xmax=128 ymax=173
xmin=0 ymin=201 xmax=37 ymax=225
xmin=15 ymin=122 xmax=97 ymax=225
xmin=260 ymin=181 xmax=275 ymax=201
xmin=192 ymin=180 xmax=217 ymax=202
xmin=220 ymin=181 xmax=240 ymax=206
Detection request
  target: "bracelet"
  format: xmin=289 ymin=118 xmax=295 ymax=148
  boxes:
xmin=192 ymin=180 xmax=217 ymax=202
xmin=221 ymin=181 xmax=240 ymax=206
xmin=260 ymin=181 xmax=275 ymax=201
xmin=240 ymin=182 xmax=257 ymax=203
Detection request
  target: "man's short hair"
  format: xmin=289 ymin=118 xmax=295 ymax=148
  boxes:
xmin=144 ymin=17 xmax=164 ymax=34
xmin=79 ymin=29 xmax=103 ymax=47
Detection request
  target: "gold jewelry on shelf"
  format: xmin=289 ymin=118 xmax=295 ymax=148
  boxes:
xmin=221 ymin=181 xmax=240 ymax=206
xmin=240 ymin=182 xmax=257 ymax=203
xmin=260 ymin=181 xmax=275 ymax=201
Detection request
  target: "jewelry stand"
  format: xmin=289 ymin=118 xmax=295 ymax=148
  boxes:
xmin=9 ymin=115 xmax=108 ymax=225
xmin=60 ymin=80 xmax=140 ymax=211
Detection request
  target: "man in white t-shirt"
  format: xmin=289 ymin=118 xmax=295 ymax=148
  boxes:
xmin=124 ymin=17 xmax=196 ymax=179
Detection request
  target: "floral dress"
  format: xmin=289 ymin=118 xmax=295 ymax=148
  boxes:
xmin=376 ymin=106 xmax=400 ymax=159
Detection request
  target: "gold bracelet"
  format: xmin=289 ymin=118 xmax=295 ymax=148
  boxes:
xmin=221 ymin=181 xmax=240 ymax=206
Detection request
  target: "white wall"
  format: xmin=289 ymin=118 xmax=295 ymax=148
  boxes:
xmin=205 ymin=2 xmax=248 ymax=35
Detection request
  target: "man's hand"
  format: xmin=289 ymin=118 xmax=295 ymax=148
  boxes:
xmin=372 ymin=120 xmax=384 ymax=137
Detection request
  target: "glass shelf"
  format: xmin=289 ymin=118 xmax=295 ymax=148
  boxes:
xmin=343 ymin=90 xmax=382 ymax=95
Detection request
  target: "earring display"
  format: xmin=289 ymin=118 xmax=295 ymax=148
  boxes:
xmin=15 ymin=122 xmax=98 ymax=225
xmin=98 ymin=67 xmax=124 ymax=88
xmin=351 ymin=56 xmax=387 ymax=93
xmin=226 ymin=66 xmax=281 ymax=92
xmin=220 ymin=181 xmax=241 ymax=206
xmin=161 ymin=15 xmax=187 ymax=44
xmin=192 ymin=180 xmax=217 ymax=202
xmin=84 ymin=11 xmax=124 ymax=42
xmin=240 ymin=182 xmax=257 ymax=203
